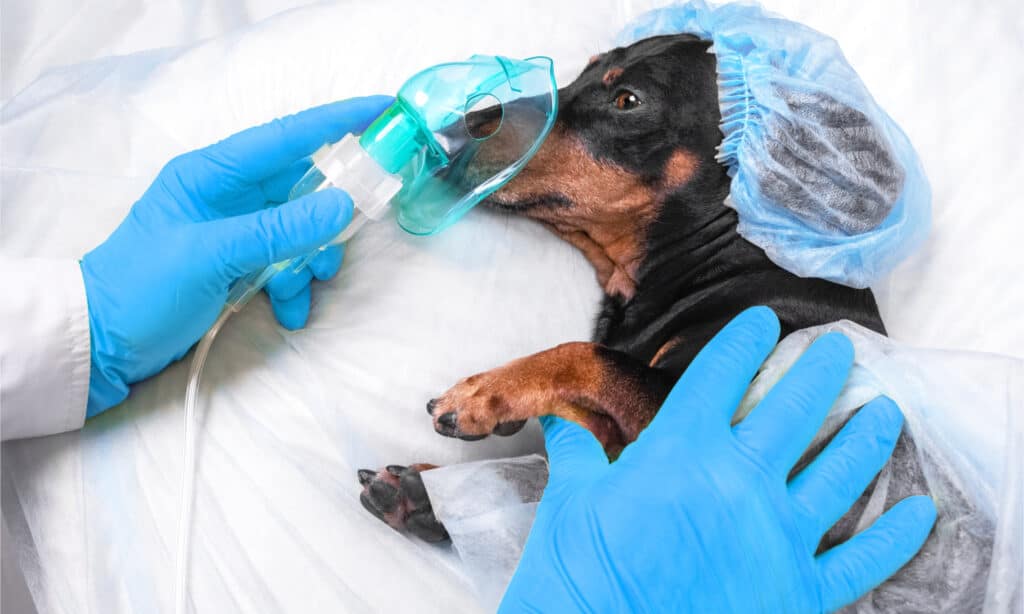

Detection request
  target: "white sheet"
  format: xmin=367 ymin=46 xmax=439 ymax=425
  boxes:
xmin=2 ymin=1 xmax=1022 ymax=612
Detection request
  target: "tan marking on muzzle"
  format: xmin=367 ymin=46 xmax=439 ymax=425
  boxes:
xmin=495 ymin=129 xmax=701 ymax=300
xmin=497 ymin=128 xmax=657 ymax=299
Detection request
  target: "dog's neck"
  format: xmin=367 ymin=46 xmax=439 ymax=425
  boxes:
xmin=640 ymin=192 xmax=773 ymax=297
xmin=528 ymin=150 xmax=706 ymax=301
xmin=592 ymin=183 xmax=887 ymax=370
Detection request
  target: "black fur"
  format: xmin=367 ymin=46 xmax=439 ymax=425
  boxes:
xmin=533 ymin=34 xmax=886 ymax=376
xmin=361 ymin=35 xmax=988 ymax=613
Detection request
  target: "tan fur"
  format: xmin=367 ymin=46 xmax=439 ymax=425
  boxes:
xmin=650 ymin=336 xmax=683 ymax=367
xmin=433 ymin=132 xmax=703 ymax=456
xmin=431 ymin=342 xmax=660 ymax=455
xmin=495 ymin=129 xmax=655 ymax=299
xmin=493 ymin=129 xmax=699 ymax=301
xmin=602 ymin=67 xmax=624 ymax=86
xmin=663 ymin=149 xmax=700 ymax=189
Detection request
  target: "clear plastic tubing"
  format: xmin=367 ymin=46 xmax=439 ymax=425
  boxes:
xmin=170 ymin=133 xmax=395 ymax=614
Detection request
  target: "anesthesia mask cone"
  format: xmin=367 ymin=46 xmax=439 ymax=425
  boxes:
xmin=226 ymin=54 xmax=557 ymax=308
xmin=293 ymin=54 xmax=558 ymax=238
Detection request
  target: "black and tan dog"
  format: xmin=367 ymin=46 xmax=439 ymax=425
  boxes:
xmin=351 ymin=27 xmax=989 ymax=591
xmin=357 ymin=32 xmax=898 ymax=541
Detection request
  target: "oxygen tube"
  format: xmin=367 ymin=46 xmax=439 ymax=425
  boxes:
xmin=172 ymin=55 xmax=557 ymax=614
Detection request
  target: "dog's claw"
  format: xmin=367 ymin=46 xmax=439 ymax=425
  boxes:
xmin=434 ymin=411 xmax=489 ymax=440
xmin=426 ymin=399 xmax=438 ymax=415
xmin=493 ymin=419 xmax=527 ymax=436
xmin=359 ymin=493 xmax=386 ymax=521
xmin=367 ymin=481 xmax=400 ymax=512
xmin=357 ymin=464 xmax=450 ymax=542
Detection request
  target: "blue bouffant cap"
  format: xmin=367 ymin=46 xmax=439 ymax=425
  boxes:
xmin=618 ymin=1 xmax=930 ymax=288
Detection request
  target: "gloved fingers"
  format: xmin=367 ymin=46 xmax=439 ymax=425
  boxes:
xmin=816 ymin=495 xmax=937 ymax=612
xmin=209 ymin=187 xmax=353 ymax=279
xmin=270 ymin=284 xmax=313 ymax=331
xmin=788 ymin=396 xmax=904 ymax=547
xmin=309 ymin=244 xmax=344 ymax=281
xmin=261 ymin=157 xmax=315 ymax=204
xmin=540 ymin=415 xmax=608 ymax=492
xmin=262 ymin=246 xmax=341 ymax=329
xmin=173 ymin=96 xmax=393 ymax=207
xmin=732 ymin=332 xmax=854 ymax=475
xmin=266 ymin=264 xmax=314 ymax=303
xmin=264 ymin=245 xmax=342 ymax=294
xmin=639 ymin=307 xmax=779 ymax=444
xmin=208 ymin=158 xmax=314 ymax=219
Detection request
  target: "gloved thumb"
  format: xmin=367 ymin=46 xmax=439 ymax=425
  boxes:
xmin=210 ymin=188 xmax=353 ymax=277
xmin=541 ymin=415 xmax=608 ymax=493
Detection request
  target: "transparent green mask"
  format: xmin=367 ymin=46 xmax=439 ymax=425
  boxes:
xmin=230 ymin=55 xmax=557 ymax=309
xmin=364 ymin=54 xmax=557 ymax=235
xmin=287 ymin=54 xmax=557 ymax=238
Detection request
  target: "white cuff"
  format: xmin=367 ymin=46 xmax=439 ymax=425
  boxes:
xmin=0 ymin=259 xmax=90 ymax=441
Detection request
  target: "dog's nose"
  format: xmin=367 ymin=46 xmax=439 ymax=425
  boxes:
xmin=437 ymin=412 xmax=457 ymax=430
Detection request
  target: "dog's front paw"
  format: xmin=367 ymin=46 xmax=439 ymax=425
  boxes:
xmin=427 ymin=371 xmax=529 ymax=441
xmin=357 ymin=463 xmax=449 ymax=543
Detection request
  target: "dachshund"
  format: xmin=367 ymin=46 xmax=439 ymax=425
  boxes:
xmin=356 ymin=32 xmax=898 ymax=543
xmin=354 ymin=35 xmax=993 ymax=604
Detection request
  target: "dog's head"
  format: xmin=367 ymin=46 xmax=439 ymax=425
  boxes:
xmin=488 ymin=34 xmax=729 ymax=299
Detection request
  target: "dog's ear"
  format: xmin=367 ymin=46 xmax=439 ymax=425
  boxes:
xmin=758 ymin=88 xmax=905 ymax=234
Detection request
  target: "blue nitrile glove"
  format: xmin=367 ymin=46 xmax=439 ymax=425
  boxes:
xmin=500 ymin=307 xmax=938 ymax=613
xmin=80 ymin=96 xmax=393 ymax=417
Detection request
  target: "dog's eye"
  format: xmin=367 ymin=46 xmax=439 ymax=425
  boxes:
xmin=613 ymin=90 xmax=642 ymax=110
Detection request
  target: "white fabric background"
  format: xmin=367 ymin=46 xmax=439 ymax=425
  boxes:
xmin=1 ymin=1 xmax=1022 ymax=612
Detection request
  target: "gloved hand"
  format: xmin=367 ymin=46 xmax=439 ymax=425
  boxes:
xmin=500 ymin=307 xmax=937 ymax=613
xmin=81 ymin=96 xmax=393 ymax=417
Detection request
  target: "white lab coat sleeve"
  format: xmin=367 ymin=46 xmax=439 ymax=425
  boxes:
xmin=0 ymin=258 xmax=90 ymax=441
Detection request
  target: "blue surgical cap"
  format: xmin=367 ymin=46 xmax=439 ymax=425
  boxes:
xmin=618 ymin=1 xmax=931 ymax=288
